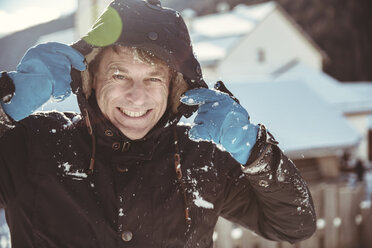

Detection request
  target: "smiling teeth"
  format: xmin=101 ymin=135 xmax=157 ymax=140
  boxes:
xmin=122 ymin=109 xmax=147 ymax=117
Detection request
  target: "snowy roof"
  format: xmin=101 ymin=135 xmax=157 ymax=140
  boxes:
xmin=190 ymin=2 xmax=276 ymax=65
xmin=225 ymin=81 xmax=361 ymax=159
xmin=274 ymin=63 xmax=372 ymax=115
xmin=191 ymin=2 xmax=275 ymax=38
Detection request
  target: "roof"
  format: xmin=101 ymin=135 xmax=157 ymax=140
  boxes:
xmin=274 ymin=63 xmax=372 ymax=115
xmin=225 ymin=81 xmax=361 ymax=159
xmin=190 ymin=1 xmax=326 ymax=67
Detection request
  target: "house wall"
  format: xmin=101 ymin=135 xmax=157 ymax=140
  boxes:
xmin=317 ymin=156 xmax=340 ymax=178
xmin=293 ymin=155 xmax=341 ymax=181
xmin=216 ymin=9 xmax=323 ymax=82
xmin=345 ymin=114 xmax=368 ymax=161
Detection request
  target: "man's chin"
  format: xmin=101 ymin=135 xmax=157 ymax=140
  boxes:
xmin=118 ymin=127 xmax=150 ymax=140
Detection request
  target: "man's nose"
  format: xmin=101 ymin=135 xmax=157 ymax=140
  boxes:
xmin=126 ymin=81 xmax=146 ymax=105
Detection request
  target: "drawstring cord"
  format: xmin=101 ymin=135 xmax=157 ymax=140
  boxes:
xmin=173 ymin=127 xmax=192 ymax=225
xmin=83 ymin=109 xmax=96 ymax=174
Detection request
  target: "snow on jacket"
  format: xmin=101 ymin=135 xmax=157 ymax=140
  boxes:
xmin=0 ymin=0 xmax=316 ymax=247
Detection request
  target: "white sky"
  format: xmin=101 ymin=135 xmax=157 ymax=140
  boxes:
xmin=0 ymin=0 xmax=77 ymax=37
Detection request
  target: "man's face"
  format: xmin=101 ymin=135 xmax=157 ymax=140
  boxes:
xmin=93 ymin=46 xmax=170 ymax=140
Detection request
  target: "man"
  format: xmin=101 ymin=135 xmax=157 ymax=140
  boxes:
xmin=0 ymin=0 xmax=316 ymax=247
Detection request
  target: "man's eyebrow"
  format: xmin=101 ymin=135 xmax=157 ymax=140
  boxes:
xmin=107 ymin=63 xmax=129 ymax=73
xmin=147 ymin=70 xmax=168 ymax=78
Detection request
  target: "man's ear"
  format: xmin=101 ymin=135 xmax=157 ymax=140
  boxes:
xmin=169 ymin=72 xmax=189 ymax=114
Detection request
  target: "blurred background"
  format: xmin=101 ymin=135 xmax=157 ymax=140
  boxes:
xmin=1 ymin=0 xmax=372 ymax=247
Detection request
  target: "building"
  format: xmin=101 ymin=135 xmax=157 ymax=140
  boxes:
xmin=188 ymin=1 xmax=327 ymax=83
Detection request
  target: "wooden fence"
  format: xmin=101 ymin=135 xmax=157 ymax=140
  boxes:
xmin=213 ymin=182 xmax=372 ymax=248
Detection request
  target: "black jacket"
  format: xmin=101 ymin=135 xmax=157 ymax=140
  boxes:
xmin=0 ymin=108 xmax=316 ymax=247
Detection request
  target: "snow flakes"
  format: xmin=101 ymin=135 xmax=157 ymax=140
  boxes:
xmin=212 ymin=102 xmax=219 ymax=108
xmin=187 ymin=98 xmax=195 ymax=104
xmin=212 ymin=232 xmax=218 ymax=242
xmin=316 ymin=218 xmax=326 ymax=230
xmin=333 ymin=217 xmax=342 ymax=227
xmin=215 ymin=144 xmax=226 ymax=152
xmin=242 ymin=125 xmax=249 ymax=130
xmin=276 ymin=159 xmax=285 ymax=182
xmin=59 ymin=162 xmax=88 ymax=180
xmin=51 ymin=129 xmax=57 ymax=133
xmin=231 ymin=228 xmax=243 ymax=240
xmin=118 ymin=208 xmax=124 ymax=217
xmin=293 ymin=177 xmax=310 ymax=207
xmin=193 ymin=191 xmax=214 ymax=209
xmin=72 ymin=114 xmax=82 ymax=123
xmin=242 ymin=158 xmax=269 ymax=174
xmin=61 ymin=162 xmax=71 ymax=171
xmin=360 ymin=200 xmax=371 ymax=209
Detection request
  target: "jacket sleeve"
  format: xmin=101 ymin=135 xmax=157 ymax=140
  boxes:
xmin=0 ymin=102 xmax=25 ymax=208
xmin=219 ymin=124 xmax=316 ymax=243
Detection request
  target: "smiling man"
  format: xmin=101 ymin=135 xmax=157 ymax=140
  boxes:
xmin=93 ymin=46 xmax=171 ymax=140
xmin=0 ymin=0 xmax=316 ymax=247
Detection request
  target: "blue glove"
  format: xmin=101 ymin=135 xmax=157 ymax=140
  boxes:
xmin=0 ymin=42 xmax=86 ymax=121
xmin=180 ymin=88 xmax=259 ymax=164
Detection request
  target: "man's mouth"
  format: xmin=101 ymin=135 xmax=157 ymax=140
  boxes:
xmin=118 ymin=107 xmax=149 ymax=118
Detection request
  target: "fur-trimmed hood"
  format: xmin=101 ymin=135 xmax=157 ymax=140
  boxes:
xmin=70 ymin=0 xmax=207 ymax=128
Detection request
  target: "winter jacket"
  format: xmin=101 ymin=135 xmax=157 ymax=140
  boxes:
xmin=0 ymin=107 xmax=316 ymax=248
xmin=0 ymin=0 xmax=316 ymax=247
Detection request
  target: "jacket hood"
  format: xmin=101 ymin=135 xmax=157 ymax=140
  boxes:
xmin=70 ymin=0 xmax=207 ymax=142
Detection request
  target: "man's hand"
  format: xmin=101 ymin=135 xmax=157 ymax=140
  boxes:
xmin=181 ymin=88 xmax=259 ymax=164
xmin=0 ymin=42 xmax=86 ymax=121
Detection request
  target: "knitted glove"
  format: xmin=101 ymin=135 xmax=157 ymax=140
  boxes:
xmin=0 ymin=42 xmax=86 ymax=120
xmin=181 ymin=88 xmax=259 ymax=164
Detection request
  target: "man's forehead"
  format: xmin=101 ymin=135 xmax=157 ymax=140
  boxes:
xmin=100 ymin=46 xmax=169 ymax=69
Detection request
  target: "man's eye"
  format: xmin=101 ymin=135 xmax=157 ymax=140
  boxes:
xmin=113 ymin=74 xmax=126 ymax=80
xmin=149 ymin=78 xmax=162 ymax=82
